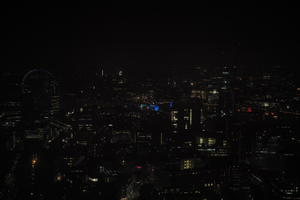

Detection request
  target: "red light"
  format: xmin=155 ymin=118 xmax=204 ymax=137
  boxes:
xmin=247 ymin=107 xmax=252 ymax=113
xmin=136 ymin=165 xmax=142 ymax=169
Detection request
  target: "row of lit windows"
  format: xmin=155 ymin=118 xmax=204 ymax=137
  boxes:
xmin=160 ymin=183 xmax=216 ymax=194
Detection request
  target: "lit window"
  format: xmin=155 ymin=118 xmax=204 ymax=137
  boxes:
xmin=183 ymin=160 xmax=193 ymax=169
xmin=171 ymin=111 xmax=178 ymax=122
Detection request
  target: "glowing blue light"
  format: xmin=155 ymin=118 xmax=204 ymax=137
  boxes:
xmin=154 ymin=105 xmax=160 ymax=111
xmin=169 ymin=102 xmax=173 ymax=108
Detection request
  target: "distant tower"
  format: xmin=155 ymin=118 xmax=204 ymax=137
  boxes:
xmin=219 ymin=66 xmax=235 ymax=116
xmin=218 ymin=66 xmax=236 ymax=149
xmin=97 ymin=65 xmax=105 ymax=78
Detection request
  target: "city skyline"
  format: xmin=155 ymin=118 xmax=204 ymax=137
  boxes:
xmin=1 ymin=4 xmax=299 ymax=200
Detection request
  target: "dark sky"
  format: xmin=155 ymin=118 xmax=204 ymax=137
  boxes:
xmin=1 ymin=4 xmax=299 ymax=75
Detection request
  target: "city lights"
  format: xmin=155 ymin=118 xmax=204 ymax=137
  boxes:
xmin=1 ymin=6 xmax=298 ymax=200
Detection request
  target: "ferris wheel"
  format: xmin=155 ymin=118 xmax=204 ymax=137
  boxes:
xmin=21 ymin=69 xmax=57 ymax=96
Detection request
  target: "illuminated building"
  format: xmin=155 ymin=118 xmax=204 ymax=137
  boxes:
xmin=181 ymin=159 xmax=194 ymax=170
xmin=219 ymin=66 xmax=235 ymax=116
xmin=196 ymin=137 xmax=217 ymax=148
xmin=183 ymin=108 xmax=192 ymax=131
xmin=0 ymin=101 xmax=22 ymax=152
xmin=206 ymin=89 xmax=219 ymax=117
xmin=170 ymin=110 xmax=179 ymax=134
xmin=191 ymin=90 xmax=206 ymax=99
xmin=50 ymin=95 xmax=60 ymax=115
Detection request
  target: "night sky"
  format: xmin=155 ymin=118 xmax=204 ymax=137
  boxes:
xmin=1 ymin=4 xmax=299 ymax=75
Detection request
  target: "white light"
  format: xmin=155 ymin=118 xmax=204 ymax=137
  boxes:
xmin=88 ymin=177 xmax=98 ymax=182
